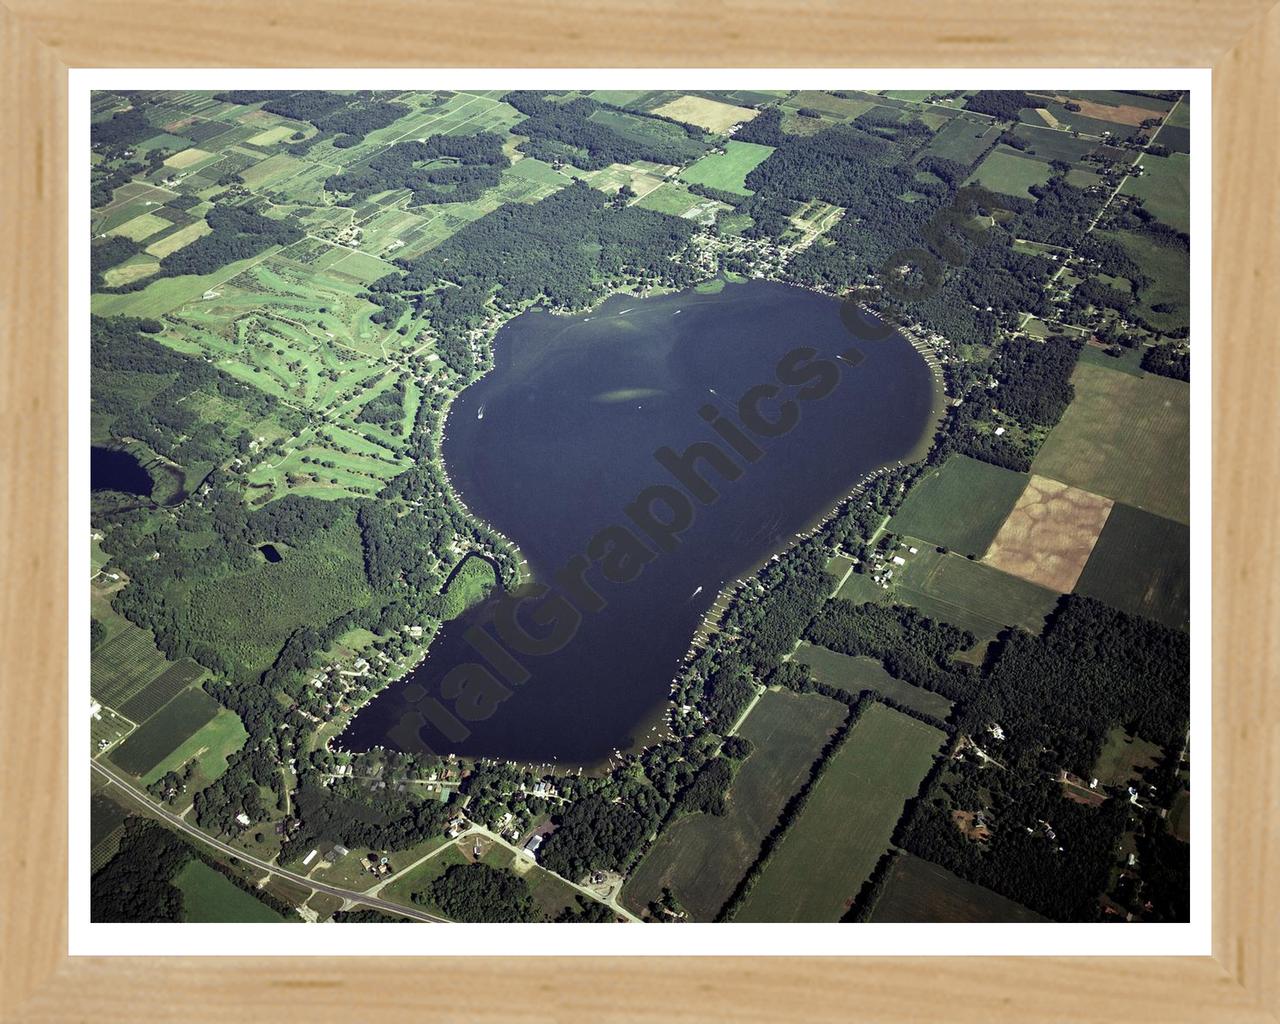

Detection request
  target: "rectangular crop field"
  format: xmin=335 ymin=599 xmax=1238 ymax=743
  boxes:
xmin=791 ymin=644 xmax=952 ymax=720
xmin=889 ymin=454 xmax=1028 ymax=557
xmin=107 ymin=687 xmax=220 ymax=777
xmin=175 ymin=860 xmax=285 ymax=923
xmin=679 ymin=141 xmax=775 ymax=196
xmin=868 ymin=853 xmax=1046 ymax=922
xmin=108 ymin=212 xmax=172 ymax=242
xmin=1032 ymin=361 xmax=1190 ymax=524
xmin=982 ymin=475 xmax=1114 ymax=593
xmin=893 ymin=548 xmax=1060 ymax=639
xmin=736 ymin=702 xmax=945 ymax=922
xmin=621 ymin=689 xmax=847 ymax=921
xmin=651 ymin=95 xmax=759 ymax=133
xmin=1074 ymin=503 xmax=1189 ymax=630
xmin=118 ymin=659 xmax=205 ymax=723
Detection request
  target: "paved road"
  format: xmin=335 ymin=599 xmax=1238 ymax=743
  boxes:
xmin=91 ymin=761 xmax=450 ymax=924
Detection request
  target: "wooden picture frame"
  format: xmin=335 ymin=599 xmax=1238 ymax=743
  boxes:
xmin=2 ymin=2 xmax=1276 ymax=1018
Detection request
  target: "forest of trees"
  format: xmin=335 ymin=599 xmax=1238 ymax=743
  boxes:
xmin=963 ymin=90 xmax=1036 ymax=120
xmin=502 ymin=91 xmax=707 ymax=169
xmin=213 ymin=90 xmax=409 ymax=148
xmin=538 ymin=788 xmax=667 ymax=880
xmin=326 ymin=133 xmax=508 ymax=205
xmin=421 ymin=863 xmax=536 ymax=922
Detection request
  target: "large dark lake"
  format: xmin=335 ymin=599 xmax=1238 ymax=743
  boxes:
xmin=341 ymin=280 xmax=935 ymax=765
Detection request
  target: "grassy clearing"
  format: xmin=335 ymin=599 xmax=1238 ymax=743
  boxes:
xmin=1074 ymin=503 xmax=1189 ymax=631
xmin=621 ymin=689 xmax=847 ymax=921
xmin=792 ymin=644 xmax=952 ymax=720
xmin=108 ymin=687 xmax=221 ymax=777
xmin=868 ymin=853 xmax=1046 ymax=922
xmin=889 ymin=454 xmax=1028 ymax=557
xmin=965 ymin=146 xmax=1054 ymax=199
xmin=1092 ymin=725 xmax=1164 ymax=787
xmin=893 ymin=547 xmax=1060 ymax=639
xmin=679 ymin=141 xmax=775 ymax=196
xmin=1033 ymin=361 xmax=1190 ymax=524
xmin=175 ymin=860 xmax=286 ymax=922
xmin=737 ymin=702 xmax=945 ymax=922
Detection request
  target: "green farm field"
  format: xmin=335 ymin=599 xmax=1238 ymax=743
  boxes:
xmin=621 ymin=689 xmax=847 ymax=921
xmin=679 ymin=141 xmax=775 ymax=196
xmin=921 ymin=118 xmax=997 ymax=168
xmin=1033 ymin=361 xmax=1190 ymax=524
xmin=889 ymin=454 xmax=1028 ymax=556
xmin=868 ymin=853 xmax=1046 ymax=922
xmin=108 ymin=687 xmax=221 ymax=777
xmin=736 ymin=702 xmax=945 ymax=922
xmin=791 ymin=644 xmax=953 ymax=720
xmin=175 ymin=860 xmax=286 ymax=923
xmin=140 ymin=707 xmax=249 ymax=790
xmin=1122 ymin=153 xmax=1190 ymax=234
xmin=1074 ymin=503 xmax=1190 ymax=631
xmin=118 ymin=659 xmax=205 ymax=723
xmin=965 ymin=146 xmax=1053 ymax=198
xmin=893 ymin=547 xmax=1060 ymax=639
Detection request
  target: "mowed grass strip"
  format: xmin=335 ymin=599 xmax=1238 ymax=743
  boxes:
xmin=1074 ymin=503 xmax=1189 ymax=631
xmin=792 ymin=643 xmax=953 ymax=720
xmin=894 ymin=546 xmax=1060 ymax=639
xmin=175 ymin=860 xmax=285 ymax=922
xmin=889 ymin=454 xmax=1028 ymax=556
xmin=868 ymin=853 xmax=1046 ymax=922
xmin=621 ymin=689 xmax=847 ymax=921
xmin=737 ymin=702 xmax=945 ymax=922
xmin=679 ymin=141 xmax=775 ymax=196
xmin=1033 ymin=361 xmax=1190 ymax=524
xmin=108 ymin=687 xmax=220 ymax=777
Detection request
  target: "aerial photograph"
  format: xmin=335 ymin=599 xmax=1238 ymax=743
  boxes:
xmin=88 ymin=86 xmax=1191 ymax=926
